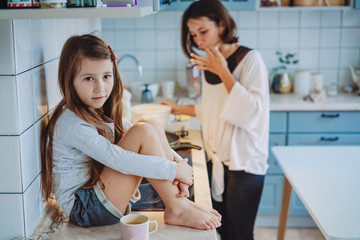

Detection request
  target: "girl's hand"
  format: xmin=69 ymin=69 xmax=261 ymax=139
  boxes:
xmin=190 ymin=47 xmax=228 ymax=76
xmin=175 ymin=158 xmax=193 ymax=185
xmin=172 ymin=179 xmax=190 ymax=198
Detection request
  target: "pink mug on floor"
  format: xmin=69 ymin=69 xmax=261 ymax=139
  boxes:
xmin=120 ymin=214 xmax=158 ymax=240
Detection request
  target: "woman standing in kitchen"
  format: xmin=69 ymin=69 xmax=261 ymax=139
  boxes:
xmin=161 ymin=0 xmax=269 ymax=239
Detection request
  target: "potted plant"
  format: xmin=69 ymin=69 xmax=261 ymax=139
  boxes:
xmin=270 ymin=51 xmax=299 ymax=94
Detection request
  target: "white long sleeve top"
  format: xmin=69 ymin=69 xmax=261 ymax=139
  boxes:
xmin=195 ymin=49 xmax=269 ymax=201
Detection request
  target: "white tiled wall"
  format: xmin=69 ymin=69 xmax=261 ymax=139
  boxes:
xmin=0 ymin=193 xmax=25 ymax=238
xmin=0 ymin=18 xmax=101 ymax=239
xmin=0 ymin=126 xmax=39 ymax=193
xmin=102 ymin=9 xmax=360 ymax=88
xmin=0 ymin=20 xmax=15 ymax=75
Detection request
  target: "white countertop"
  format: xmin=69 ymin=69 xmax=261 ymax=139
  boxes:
xmin=137 ymin=91 xmax=360 ymax=112
xmin=272 ymin=146 xmax=360 ymax=240
xmin=270 ymin=93 xmax=360 ymax=111
xmin=138 ymin=130 xmax=217 ymax=240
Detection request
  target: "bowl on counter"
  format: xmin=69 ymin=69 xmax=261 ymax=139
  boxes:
xmin=130 ymin=104 xmax=171 ymax=129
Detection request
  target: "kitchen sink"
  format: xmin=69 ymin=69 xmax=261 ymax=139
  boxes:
xmin=132 ymin=148 xmax=194 ymax=211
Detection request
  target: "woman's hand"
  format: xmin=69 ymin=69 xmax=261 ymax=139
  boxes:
xmin=160 ymin=101 xmax=196 ymax=116
xmin=190 ymin=47 xmax=228 ymax=77
xmin=160 ymin=100 xmax=178 ymax=115
xmin=172 ymin=179 xmax=190 ymax=198
xmin=175 ymin=158 xmax=193 ymax=185
xmin=191 ymin=47 xmax=236 ymax=93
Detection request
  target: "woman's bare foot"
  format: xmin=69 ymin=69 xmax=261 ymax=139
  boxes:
xmin=163 ymin=198 xmax=221 ymax=230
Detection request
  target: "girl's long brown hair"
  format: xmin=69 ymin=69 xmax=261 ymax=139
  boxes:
xmin=41 ymin=34 xmax=124 ymax=202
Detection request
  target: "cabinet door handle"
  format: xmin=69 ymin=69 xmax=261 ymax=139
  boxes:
xmin=321 ymin=113 xmax=340 ymax=118
xmin=320 ymin=136 xmax=339 ymax=142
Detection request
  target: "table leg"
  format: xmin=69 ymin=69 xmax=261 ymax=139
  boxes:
xmin=277 ymin=176 xmax=292 ymax=240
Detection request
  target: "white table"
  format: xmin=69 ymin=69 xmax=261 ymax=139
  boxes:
xmin=272 ymin=146 xmax=360 ymax=240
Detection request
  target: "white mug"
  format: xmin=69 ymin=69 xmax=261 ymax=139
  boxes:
xmin=294 ymin=70 xmax=311 ymax=95
xmin=120 ymin=214 xmax=158 ymax=240
xmin=161 ymin=81 xmax=175 ymax=99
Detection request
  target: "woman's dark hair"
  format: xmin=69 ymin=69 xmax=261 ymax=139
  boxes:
xmin=181 ymin=0 xmax=239 ymax=58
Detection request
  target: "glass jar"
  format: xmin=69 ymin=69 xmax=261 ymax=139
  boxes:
xmin=83 ymin=0 xmax=96 ymax=7
xmin=40 ymin=0 xmax=66 ymax=8
xmin=327 ymin=83 xmax=338 ymax=97
xmin=67 ymin=0 xmax=83 ymax=7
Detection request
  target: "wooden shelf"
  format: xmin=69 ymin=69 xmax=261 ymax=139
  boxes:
xmin=258 ymin=0 xmax=354 ymax=10
xmin=258 ymin=5 xmax=352 ymax=10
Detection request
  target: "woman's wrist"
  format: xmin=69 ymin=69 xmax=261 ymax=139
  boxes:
xmin=173 ymin=104 xmax=182 ymax=115
xmin=176 ymin=105 xmax=195 ymax=116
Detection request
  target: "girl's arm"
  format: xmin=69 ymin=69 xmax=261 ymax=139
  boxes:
xmin=123 ymin=117 xmax=193 ymax=188
xmin=58 ymin=112 xmax=178 ymax=182
xmin=172 ymin=152 xmax=190 ymax=197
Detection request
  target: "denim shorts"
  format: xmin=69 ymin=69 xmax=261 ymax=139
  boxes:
xmin=69 ymin=182 xmax=141 ymax=227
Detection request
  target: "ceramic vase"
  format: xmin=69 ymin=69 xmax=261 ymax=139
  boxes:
xmin=272 ymin=72 xmax=292 ymax=93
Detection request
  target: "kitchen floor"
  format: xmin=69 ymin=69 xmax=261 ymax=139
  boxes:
xmin=33 ymin=212 xmax=325 ymax=240
xmin=253 ymin=228 xmax=324 ymax=240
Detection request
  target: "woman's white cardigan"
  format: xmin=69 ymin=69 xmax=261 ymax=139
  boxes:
xmin=195 ymin=50 xmax=270 ymax=202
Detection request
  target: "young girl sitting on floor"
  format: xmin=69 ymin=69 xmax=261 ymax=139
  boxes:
xmin=40 ymin=34 xmax=221 ymax=230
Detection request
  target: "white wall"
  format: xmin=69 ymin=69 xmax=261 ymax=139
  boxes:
xmin=0 ymin=18 xmax=101 ymax=239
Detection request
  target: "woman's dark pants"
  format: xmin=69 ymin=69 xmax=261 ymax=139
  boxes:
xmin=207 ymin=161 xmax=265 ymax=240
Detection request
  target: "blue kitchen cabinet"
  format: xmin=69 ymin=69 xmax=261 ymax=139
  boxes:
xmin=288 ymin=111 xmax=360 ymax=133
xmin=258 ymin=112 xmax=287 ymax=214
xmin=268 ymin=112 xmax=287 ymax=174
xmin=355 ymin=0 xmax=360 ymax=8
xmin=164 ymin=0 xmax=256 ymax=11
xmin=258 ymin=175 xmax=284 ymax=214
xmin=267 ymin=134 xmax=286 ymax=174
xmin=258 ymin=134 xmax=285 ymax=214
xmin=269 ymin=111 xmax=287 ymax=133
xmin=288 ymin=134 xmax=360 ymax=146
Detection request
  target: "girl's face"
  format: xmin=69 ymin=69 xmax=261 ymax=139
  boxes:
xmin=187 ymin=16 xmax=224 ymax=50
xmin=74 ymin=58 xmax=114 ymax=109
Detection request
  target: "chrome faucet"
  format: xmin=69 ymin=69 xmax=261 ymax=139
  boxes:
xmin=117 ymin=54 xmax=143 ymax=77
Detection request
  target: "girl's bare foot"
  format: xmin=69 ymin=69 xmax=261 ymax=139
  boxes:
xmin=188 ymin=200 xmax=221 ymax=220
xmin=163 ymin=198 xmax=221 ymax=230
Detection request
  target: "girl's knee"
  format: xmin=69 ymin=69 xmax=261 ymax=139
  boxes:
xmin=132 ymin=122 xmax=158 ymax=140
xmin=137 ymin=117 xmax=162 ymax=129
